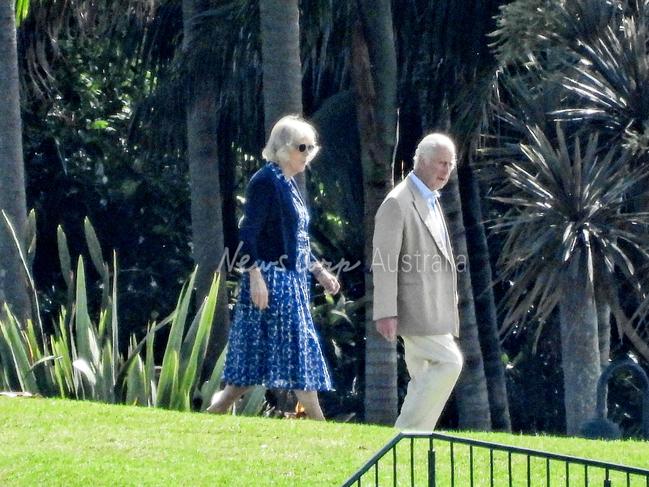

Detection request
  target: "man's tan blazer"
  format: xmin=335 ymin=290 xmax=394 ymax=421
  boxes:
xmin=372 ymin=176 xmax=460 ymax=337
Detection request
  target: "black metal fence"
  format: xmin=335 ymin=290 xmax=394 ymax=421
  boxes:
xmin=342 ymin=432 xmax=649 ymax=486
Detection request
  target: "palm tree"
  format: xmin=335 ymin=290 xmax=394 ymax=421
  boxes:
xmin=352 ymin=0 xmax=398 ymax=425
xmin=451 ymin=66 xmax=513 ymax=432
xmin=553 ymin=0 xmax=649 ymax=399
xmin=0 ymin=0 xmax=31 ymax=322
xmin=459 ymin=157 xmax=512 ymax=431
xmin=183 ymin=0 xmax=230 ymax=366
xmin=490 ymin=2 xmax=649 ymax=433
xmin=452 ymin=70 xmax=511 ymax=432
xmin=259 ymin=0 xmax=306 ymax=196
xmin=463 ymin=0 xmax=645 ymax=433
xmin=441 ymin=168 xmax=492 ymax=430
xmin=492 ymin=125 xmax=649 ymax=434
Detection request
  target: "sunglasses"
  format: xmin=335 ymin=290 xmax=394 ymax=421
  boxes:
xmin=295 ymin=143 xmax=317 ymax=154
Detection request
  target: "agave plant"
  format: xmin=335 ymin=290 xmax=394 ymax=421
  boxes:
xmin=0 ymin=214 xmax=223 ymax=412
xmin=491 ymin=123 xmax=649 ymax=434
xmin=119 ymin=269 xmax=222 ymax=410
xmin=0 ymin=213 xmax=121 ymax=399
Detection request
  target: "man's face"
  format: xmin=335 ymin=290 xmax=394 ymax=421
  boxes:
xmin=419 ymin=147 xmax=456 ymax=190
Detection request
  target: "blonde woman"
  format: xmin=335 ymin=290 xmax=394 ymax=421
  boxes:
xmin=208 ymin=115 xmax=340 ymax=420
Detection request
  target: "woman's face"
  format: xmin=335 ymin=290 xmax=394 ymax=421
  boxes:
xmin=280 ymin=136 xmax=317 ymax=177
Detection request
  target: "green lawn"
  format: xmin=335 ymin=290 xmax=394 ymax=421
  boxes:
xmin=1 ymin=397 xmax=648 ymax=486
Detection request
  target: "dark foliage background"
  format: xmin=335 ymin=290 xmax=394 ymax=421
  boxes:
xmin=11 ymin=0 xmax=649 ymax=435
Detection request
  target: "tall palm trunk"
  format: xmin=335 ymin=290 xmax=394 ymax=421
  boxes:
xmin=596 ymin=299 xmax=611 ymax=417
xmin=259 ymin=0 xmax=306 ymax=196
xmin=183 ymin=0 xmax=229 ymax=367
xmin=353 ymin=0 xmax=398 ymax=425
xmin=597 ymin=301 xmax=611 ymax=371
xmin=0 ymin=0 xmax=31 ymax=322
xmin=442 ymin=170 xmax=492 ymax=430
xmin=559 ymin=247 xmax=599 ymax=435
xmin=459 ymin=162 xmax=511 ymax=430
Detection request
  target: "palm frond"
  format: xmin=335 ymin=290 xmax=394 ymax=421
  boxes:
xmin=492 ymin=124 xmax=649 ymax=332
xmin=554 ymin=12 xmax=649 ymax=148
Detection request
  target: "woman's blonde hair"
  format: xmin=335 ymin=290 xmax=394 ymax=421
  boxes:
xmin=262 ymin=115 xmax=319 ymax=163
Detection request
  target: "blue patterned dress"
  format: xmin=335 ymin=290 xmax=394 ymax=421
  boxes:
xmin=222 ymin=162 xmax=333 ymax=391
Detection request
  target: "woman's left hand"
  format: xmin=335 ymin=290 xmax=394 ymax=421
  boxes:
xmin=315 ymin=268 xmax=340 ymax=295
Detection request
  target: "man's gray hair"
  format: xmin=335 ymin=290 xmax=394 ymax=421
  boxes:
xmin=413 ymin=133 xmax=456 ymax=170
xmin=262 ymin=115 xmax=319 ymax=163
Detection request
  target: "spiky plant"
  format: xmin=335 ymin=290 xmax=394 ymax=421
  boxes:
xmin=492 ymin=123 xmax=649 ymax=433
xmin=0 ymin=215 xmax=223 ymax=412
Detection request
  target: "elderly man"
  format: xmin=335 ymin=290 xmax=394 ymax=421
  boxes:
xmin=372 ymin=133 xmax=463 ymax=431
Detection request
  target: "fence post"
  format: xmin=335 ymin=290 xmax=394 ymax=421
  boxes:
xmin=428 ymin=448 xmax=436 ymax=487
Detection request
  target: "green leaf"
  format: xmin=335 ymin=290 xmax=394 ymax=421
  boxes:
xmin=51 ymin=311 xmax=74 ymax=397
xmin=74 ymin=258 xmax=100 ymax=366
xmin=15 ymin=0 xmax=30 ymax=27
xmin=111 ymin=252 xmax=119 ymax=392
xmin=116 ymin=316 xmax=172 ymax=392
xmin=98 ymin=342 xmax=115 ymax=403
xmin=57 ymin=225 xmax=73 ymax=290
xmin=239 ymin=386 xmax=266 ymax=416
xmin=125 ymin=352 xmax=146 ymax=406
xmin=1 ymin=210 xmax=44 ymax=338
xmin=98 ymin=309 xmax=109 ymax=342
xmin=328 ymin=309 xmax=352 ymax=326
xmin=26 ymin=210 xmax=37 ymax=269
xmin=0 ymin=320 xmax=20 ymax=389
xmin=179 ymin=274 xmax=220 ymax=408
xmin=156 ymin=270 xmax=197 ymax=408
xmin=145 ymin=323 xmax=156 ymax=406
xmin=90 ymin=119 xmax=110 ymax=130
xmin=73 ymin=358 xmax=97 ymax=387
xmin=0 ymin=306 xmax=39 ymax=393
xmin=199 ymin=346 xmax=227 ymax=411
xmin=156 ymin=350 xmax=179 ymax=409
xmin=84 ymin=217 xmax=107 ymax=279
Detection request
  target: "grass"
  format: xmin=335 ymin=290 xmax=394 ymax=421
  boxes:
xmin=1 ymin=397 xmax=649 ymax=486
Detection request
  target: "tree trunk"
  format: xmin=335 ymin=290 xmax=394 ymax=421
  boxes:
xmin=218 ymin=119 xmax=239 ymax=257
xmin=596 ymin=299 xmax=610 ymax=417
xmin=259 ymin=0 xmax=306 ymax=197
xmin=183 ymin=0 xmax=229 ymax=369
xmin=459 ymin=162 xmax=511 ymax=431
xmin=559 ymin=248 xmax=600 ymax=435
xmin=441 ymin=170 xmax=492 ymax=430
xmin=352 ymin=0 xmax=398 ymax=424
xmin=0 ymin=0 xmax=31 ymax=323
xmin=597 ymin=301 xmax=610 ymax=371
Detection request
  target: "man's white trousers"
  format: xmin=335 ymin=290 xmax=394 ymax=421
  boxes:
xmin=395 ymin=333 xmax=463 ymax=431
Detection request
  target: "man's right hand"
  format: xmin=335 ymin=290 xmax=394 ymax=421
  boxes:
xmin=376 ymin=317 xmax=398 ymax=342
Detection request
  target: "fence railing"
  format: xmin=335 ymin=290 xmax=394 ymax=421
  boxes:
xmin=342 ymin=432 xmax=649 ymax=486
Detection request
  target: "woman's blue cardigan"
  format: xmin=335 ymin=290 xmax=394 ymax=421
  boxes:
xmin=238 ymin=163 xmax=316 ymax=271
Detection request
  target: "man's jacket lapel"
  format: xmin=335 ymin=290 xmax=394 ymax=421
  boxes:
xmin=407 ymin=178 xmax=453 ymax=264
